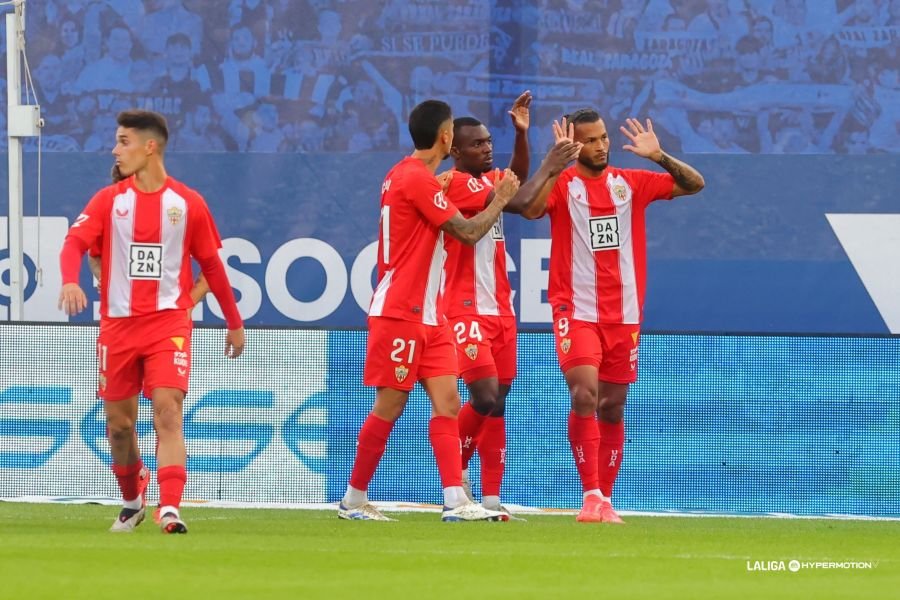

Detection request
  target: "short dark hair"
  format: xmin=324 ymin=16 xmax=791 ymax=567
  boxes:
xmin=408 ymin=100 xmax=452 ymax=149
xmin=166 ymin=33 xmax=192 ymax=48
xmin=117 ymin=109 xmax=169 ymax=148
xmin=563 ymin=108 xmax=601 ymax=126
xmin=453 ymin=116 xmax=483 ymax=138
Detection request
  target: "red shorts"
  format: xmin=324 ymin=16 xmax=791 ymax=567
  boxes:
xmin=449 ymin=314 xmax=516 ymax=385
xmin=552 ymin=315 xmax=640 ymax=384
xmin=97 ymin=310 xmax=193 ymax=401
xmin=363 ymin=317 xmax=458 ymax=391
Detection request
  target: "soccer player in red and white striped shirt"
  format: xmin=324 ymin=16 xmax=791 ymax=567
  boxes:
xmin=58 ymin=110 xmax=244 ymax=534
xmin=443 ymin=92 xmax=582 ymax=517
xmin=522 ymin=110 xmax=705 ymax=523
xmin=339 ymin=100 xmax=523 ymax=522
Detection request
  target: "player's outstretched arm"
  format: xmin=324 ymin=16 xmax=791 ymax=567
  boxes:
xmin=507 ymin=138 xmax=581 ymax=216
xmin=620 ymin=117 xmax=705 ymax=197
xmin=441 ymin=169 xmax=520 ymax=245
xmin=519 ymin=118 xmax=577 ymax=219
xmin=508 ymin=90 xmax=532 ymax=181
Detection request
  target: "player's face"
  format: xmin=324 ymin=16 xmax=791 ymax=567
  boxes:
xmin=112 ymin=126 xmax=151 ymax=177
xmin=573 ymin=119 xmax=610 ymax=172
xmin=451 ymin=124 xmax=493 ymax=175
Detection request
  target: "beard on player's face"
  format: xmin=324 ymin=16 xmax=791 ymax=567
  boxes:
xmin=578 ymin=153 xmax=608 ymax=172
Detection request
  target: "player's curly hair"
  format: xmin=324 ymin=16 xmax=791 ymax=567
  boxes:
xmin=563 ymin=108 xmax=601 ymax=126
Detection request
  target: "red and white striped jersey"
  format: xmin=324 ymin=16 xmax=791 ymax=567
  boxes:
xmin=369 ymin=157 xmax=458 ymax=325
xmin=66 ymin=176 xmax=223 ymax=319
xmin=443 ymin=168 xmax=514 ymax=318
xmin=545 ymin=165 xmax=675 ymax=324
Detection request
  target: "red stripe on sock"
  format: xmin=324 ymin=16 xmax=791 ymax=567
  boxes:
xmin=157 ymin=465 xmax=187 ymax=509
xmin=429 ymin=416 xmax=462 ymax=488
xmin=598 ymin=420 xmax=625 ymax=497
xmin=457 ymin=402 xmax=487 ymax=468
xmin=477 ymin=416 xmax=505 ymax=497
xmin=568 ymin=412 xmax=600 ymax=492
xmin=348 ymin=413 xmax=394 ymax=491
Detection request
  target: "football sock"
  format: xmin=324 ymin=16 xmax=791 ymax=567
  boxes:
xmin=111 ymin=459 xmax=144 ymax=504
xmin=158 ymin=465 xmax=187 ymax=509
xmin=348 ymin=413 xmax=394 ymax=491
xmin=457 ymin=402 xmax=487 ymax=468
xmin=429 ymin=416 xmax=463 ymax=489
xmin=478 ymin=416 xmax=505 ymax=498
xmin=568 ymin=412 xmax=601 ymax=493
xmin=482 ymin=495 xmax=501 ymax=510
xmin=342 ymin=485 xmax=367 ymax=508
xmin=598 ymin=420 xmax=625 ymax=498
xmin=443 ymin=486 xmax=468 ymax=509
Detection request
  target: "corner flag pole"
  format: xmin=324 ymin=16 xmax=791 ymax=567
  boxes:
xmin=5 ymin=0 xmax=42 ymax=320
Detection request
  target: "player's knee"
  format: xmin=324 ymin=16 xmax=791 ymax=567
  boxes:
xmin=569 ymin=384 xmax=598 ymax=414
xmin=106 ymin=416 xmax=135 ymax=441
xmin=469 ymin=393 xmax=498 ymax=415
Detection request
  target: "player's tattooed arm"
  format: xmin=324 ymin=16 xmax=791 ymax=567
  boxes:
xmin=655 ymin=151 xmax=705 ymax=197
xmin=442 ymin=170 xmax=520 ymax=245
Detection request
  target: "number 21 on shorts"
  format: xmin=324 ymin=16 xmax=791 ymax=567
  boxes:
xmin=390 ymin=338 xmax=416 ymax=363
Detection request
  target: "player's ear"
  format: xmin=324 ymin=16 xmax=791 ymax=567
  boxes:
xmin=449 ymin=145 xmax=460 ymax=159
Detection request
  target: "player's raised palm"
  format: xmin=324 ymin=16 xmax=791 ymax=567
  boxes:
xmin=508 ymin=90 xmax=532 ymax=132
xmin=620 ymin=118 xmax=662 ymax=161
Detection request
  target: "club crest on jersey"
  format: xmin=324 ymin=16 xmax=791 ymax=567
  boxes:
xmin=561 ymin=338 xmax=572 ymax=354
xmin=465 ymin=343 xmax=478 ymax=360
xmin=167 ymin=206 xmax=184 ymax=225
xmin=612 ymin=184 xmax=628 ymax=202
xmin=395 ymin=365 xmax=409 ymax=383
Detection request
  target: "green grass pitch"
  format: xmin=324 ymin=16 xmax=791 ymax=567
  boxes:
xmin=2 ymin=503 xmax=897 ymax=600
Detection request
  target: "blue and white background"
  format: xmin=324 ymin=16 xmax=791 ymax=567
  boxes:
xmin=2 ymin=0 xmax=899 ymax=515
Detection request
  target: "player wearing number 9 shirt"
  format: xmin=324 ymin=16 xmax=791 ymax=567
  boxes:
xmin=338 ymin=100 xmax=522 ymax=522
xmin=58 ymin=110 xmax=244 ymax=535
xmin=521 ymin=109 xmax=705 ymax=523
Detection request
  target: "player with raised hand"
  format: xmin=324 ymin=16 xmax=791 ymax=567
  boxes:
xmin=58 ymin=110 xmax=244 ymax=534
xmin=522 ymin=110 xmax=705 ymax=523
xmin=442 ymin=92 xmax=582 ymax=517
xmin=338 ymin=99 xmax=521 ymax=522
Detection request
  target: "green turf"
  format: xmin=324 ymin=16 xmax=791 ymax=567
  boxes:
xmin=2 ymin=503 xmax=897 ymax=600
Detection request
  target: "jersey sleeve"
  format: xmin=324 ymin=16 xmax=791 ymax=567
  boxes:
xmin=447 ymin=173 xmax=492 ymax=212
xmin=66 ymin=190 xmax=109 ymax=248
xmin=188 ymin=197 xmax=224 ymax=260
xmin=634 ymin=170 xmax=676 ymax=208
xmin=543 ymin=177 xmax=566 ymax=217
xmin=408 ymin=171 xmax=458 ymax=227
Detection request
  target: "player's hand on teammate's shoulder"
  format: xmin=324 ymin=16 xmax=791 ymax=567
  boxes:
xmin=436 ymin=170 xmax=454 ymax=193
xmin=494 ymin=169 xmax=520 ymax=205
xmin=58 ymin=283 xmax=88 ymax=316
xmin=509 ymin=90 xmax=532 ymax=132
xmin=225 ymin=327 xmax=245 ymax=359
xmin=620 ymin=117 xmax=663 ymax=162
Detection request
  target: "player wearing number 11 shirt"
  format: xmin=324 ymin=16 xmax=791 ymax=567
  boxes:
xmin=58 ymin=110 xmax=244 ymax=535
xmin=338 ymin=100 xmax=523 ymax=522
xmin=522 ymin=109 xmax=705 ymax=523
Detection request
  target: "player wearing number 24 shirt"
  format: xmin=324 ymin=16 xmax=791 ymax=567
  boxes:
xmin=58 ymin=110 xmax=244 ymax=535
xmin=521 ymin=109 xmax=705 ymax=524
xmin=339 ymin=99 xmax=527 ymax=523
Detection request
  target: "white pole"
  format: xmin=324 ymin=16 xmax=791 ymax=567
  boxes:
xmin=6 ymin=5 xmax=25 ymax=321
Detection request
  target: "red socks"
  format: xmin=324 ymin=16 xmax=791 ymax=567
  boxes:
xmin=157 ymin=465 xmax=187 ymax=509
xmin=477 ymin=416 xmax=505 ymax=497
xmin=598 ymin=420 xmax=625 ymax=497
xmin=568 ymin=412 xmax=600 ymax=492
xmin=457 ymin=402 xmax=487 ymax=468
xmin=429 ymin=416 xmax=462 ymax=488
xmin=348 ymin=413 xmax=395 ymax=491
xmin=111 ymin=460 xmax=144 ymax=502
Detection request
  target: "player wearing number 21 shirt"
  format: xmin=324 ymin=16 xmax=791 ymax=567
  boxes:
xmin=521 ymin=109 xmax=705 ymax=523
xmin=58 ymin=110 xmax=244 ymax=535
xmin=338 ymin=100 xmax=525 ymax=522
